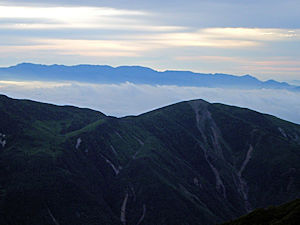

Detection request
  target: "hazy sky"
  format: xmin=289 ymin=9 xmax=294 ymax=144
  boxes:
xmin=1 ymin=0 xmax=300 ymax=81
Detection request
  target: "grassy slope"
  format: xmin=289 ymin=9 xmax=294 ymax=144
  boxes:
xmin=0 ymin=95 xmax=299 ymax=225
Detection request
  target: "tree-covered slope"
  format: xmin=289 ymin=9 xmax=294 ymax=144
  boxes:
xmin=221 ymin=199 xmax=300 ymax=225
xmin=0 ymin=95 xmax=299 ymax=225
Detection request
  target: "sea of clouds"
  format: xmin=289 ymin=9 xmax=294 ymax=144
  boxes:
xmin=0 ymin=80 xmax=299 ymax=124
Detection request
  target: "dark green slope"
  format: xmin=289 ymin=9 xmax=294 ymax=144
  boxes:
xmin=221 ymin=198 xmax=300 ymax=225
xmin=0 ymin=95 xmax=299 ymax=225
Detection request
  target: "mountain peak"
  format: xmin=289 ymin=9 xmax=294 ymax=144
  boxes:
xmin=0 ymin=95 xmax=300 ymax=225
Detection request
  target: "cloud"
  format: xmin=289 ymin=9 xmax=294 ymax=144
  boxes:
xmin=0 ymin=5 xmax=149 ymax=30
xmin=2 ymin=25 xmax=299 ymax=61
xmin=174 ymin=56 xmax=300 ymax=80
xmin=1 ymin=1 xmax=300 ymax=81
xmin=2 ymin=0 xmax=300 ymax=28
xmin=0 ymin=80 xmax=299 ymax=124
xmin=201 ymin=28 xmax=300 ymax=41
xmin=0 ymin=5 xmax=146 ymax=19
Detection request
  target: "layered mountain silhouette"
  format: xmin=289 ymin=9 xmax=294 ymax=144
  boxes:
xmin=0 ymin=95 xmax=299 ymax=224
xmin=0 ymin=63 xmax=298 ymax=91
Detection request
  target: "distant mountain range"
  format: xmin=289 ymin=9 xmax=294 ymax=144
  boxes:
xmin=0 ymin=63 xmax=299 ymax=91
xmin=0 ymin=95 xmax=299 ymax=224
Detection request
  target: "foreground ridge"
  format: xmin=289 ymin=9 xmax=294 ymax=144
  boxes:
xmin=0 ymin=95 xmax=299 ymax=225
xmin=221 ymin=199 xmax=300 ymax=225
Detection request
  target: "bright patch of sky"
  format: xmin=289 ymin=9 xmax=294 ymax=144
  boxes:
xmin=0 ymin=0 xmax=300 ymax=82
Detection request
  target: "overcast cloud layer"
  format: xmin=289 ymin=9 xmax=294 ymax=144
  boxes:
xmin=0 ymin=81 xmax=299 ymax=124
xmin=0 ymin=0 xmax=300 ymax=82
xmin=3 ymin=0 xmax=300 ymax=29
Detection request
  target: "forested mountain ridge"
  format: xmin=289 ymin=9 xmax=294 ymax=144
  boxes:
xmin=0 ymin=94 xmax=299 ymax=225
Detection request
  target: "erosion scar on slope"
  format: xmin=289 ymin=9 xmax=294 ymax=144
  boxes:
xmin=239 ymin=145 xmax=254 ymax=177
xmin=120 ymin=192 xmax=129 ymax=225
xmin=136 ymin=204 xmax=146 ymax=225
xmin=237 ymin=145 xmax=253 ymax=212
xmin=189 ymin=101 xmax=227 ymax=199
xmin=47 ymin=206 xmax=60 ymax=225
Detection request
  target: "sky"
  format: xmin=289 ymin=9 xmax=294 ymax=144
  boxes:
xmin=1 ymin=0 xmax=300 ymax=82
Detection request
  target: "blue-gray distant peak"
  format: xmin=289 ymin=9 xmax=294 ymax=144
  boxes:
xmin=0 ymin=63 xmax=298 ymax=91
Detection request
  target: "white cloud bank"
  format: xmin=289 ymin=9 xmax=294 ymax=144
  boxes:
xmin=0 ymin=80 xmax=299 ymax=124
